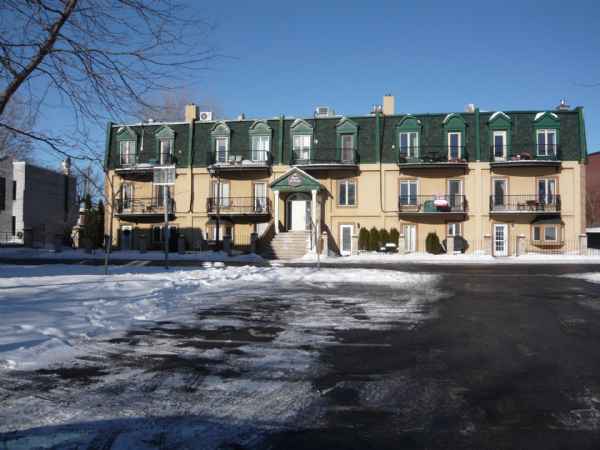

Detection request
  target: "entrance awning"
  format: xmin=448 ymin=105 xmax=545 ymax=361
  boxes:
xmin=270 ymin=167 xmax=322 ymax=193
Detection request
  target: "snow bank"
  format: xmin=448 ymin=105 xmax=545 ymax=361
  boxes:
xmin=0 ymin=264 xmax=437 ymax=370
xmin=563 ymin=273 xmax=600 ymax=284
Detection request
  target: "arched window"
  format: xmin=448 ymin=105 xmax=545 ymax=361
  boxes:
xmin=336 ymin=117 xmax=358 ymax=163
xmin=488 ymin=112 xmax=511 ymax=161
xmin=443 ymin=113 xmax=466 ymax=161
xmin=396 ymin=115 xmax=421 ymax=160
xmin=155 ymin=125 xmax=175 ymax=165
xmin=211 ymin=122 xmax=231 ymax=163
xmin=290 ymin=119 xmax=313 ymax=163
xmin=116 ymin=126 xmax=137 ymax=166
xmin=534 ymin=112 xmax=560 ymax=158
xmin=249 ymin=121 xmax=272 ymax=162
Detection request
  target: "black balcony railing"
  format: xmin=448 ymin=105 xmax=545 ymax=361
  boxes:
xmin=489 ymin=194 xmax=561 ymax=213
xmin=398 ymin=194 xmax=467 ymax=213
xmin=207 ymin=197 xmax=272 ymax=215
xmin=489 ymin=145 xmax=560 ymax=162
xmin=118 ymin=153 xmax=176 ymax=168
xmin=210 ymin=150 xmax=272 ymax=167
xmin=116 ymin=197 xmax=174 ymax=215
xmin=291 ymin=148 xmax=358 ymax=166
xmin=398 ymin=146 xmax=467 ymax=165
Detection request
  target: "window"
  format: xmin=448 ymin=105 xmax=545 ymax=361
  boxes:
xmin=121 ymin=183 xmax=133 ymax=209
xmin=0 ymin=177 xmax=5 ymax=210
xmin=448 ymin=179 xmax=463 ymax=210
xmin=448 ymin=132 xmax=462 ymax=160
xmin=338 ymin=179 xmax=356 ymax=206
xmin=532 ymin=224 xmax=560 ymax=243
xmin=399 ymin=180 xmax=418 ymax=206
xmin=158 ymin=139 xmax=173 ymax=165
xmin=447 ymin=222 xmax=462 ymax=237
xmin=152 ymin=225 xmax=162 ymax=243
xmin=492 ymin=130 xmax=507 ymax=160
xmin=538 ymin=178 xmax=557 ymax=204
xmin=251 ymin=135 xmax=270 ymax=161
xmin=211 ymin=224 xmax=233 ymax=241
xmin=493 ymin=179 xmax=507 ymax=208
xmin=340 ymin=135 xmax=354 ymax=162
xmin=399 ymin=132 xmax=419 ymax=159
xmin=153 ymin=184 xmax=173 ymax=208
xmin=254 ymin=182 xmax=267 ymax=212
xmin=293 ymin=135 xmax=311 ymax=160
xmin=215 ymin=137 xmax=229 ymax=163
xmin=536 ymin=129 xmax=557 ymax=156
xmin=119 ymin=140 xmax=136 ymax=165
xmin=211 ymin=180 xmax=230 ymax=208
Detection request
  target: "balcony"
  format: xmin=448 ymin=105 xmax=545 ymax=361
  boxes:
xmin=398 ymin=194 xmax=467 ymax=217
xmin=489 ymin=145 xmax=561 ymax=168
xmin=291 ymin=148 xmax=359 ymax=170
xmin=489 ymin=195 xmax=561 ymax=213
xmin=115 ymin=197 xmax=175 ymax=220
xmin=209 ymin=150 xmax=272 ymax=171
xmin=115 ymin=153 xmax=175 ymax=179
xmin=398 ymin=146 xmax=468 ymax=169
xmin=207 ymin=197 xmax=272 ymax=216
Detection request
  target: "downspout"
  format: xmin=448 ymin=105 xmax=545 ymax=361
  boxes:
xmin=377 ymin=111 xmax=392 ymax=213
xmin=279 ymin=115 xmax=284 ymax=164
xmin=474 ymin=107 xmax=481 ymax=162
xmin=187 ymin=120 xmax=194 ymax=212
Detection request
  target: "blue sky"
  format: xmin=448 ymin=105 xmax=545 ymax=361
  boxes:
xmin=35 ymin=0 xmax=600 ymax=166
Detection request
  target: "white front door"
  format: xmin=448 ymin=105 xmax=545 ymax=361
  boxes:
xmin=291 ymin=200 xmax=307 ymax=231
xmin=404 ymin=224 xmax=417 ymax=253
xmin=494 ymin=224 xmax=508 ymax=256
xmin=340 ymin=224 xmax=353 ymax=256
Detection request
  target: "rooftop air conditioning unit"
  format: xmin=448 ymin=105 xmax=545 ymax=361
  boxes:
xmin=315 ymin=106 xmax=334 ymax=118
xmin=199 ymin=111 xmax=213 ymax=121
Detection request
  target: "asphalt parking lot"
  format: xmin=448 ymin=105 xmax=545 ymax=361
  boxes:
xmin=2 ymin=264 xmax=600 ymax=449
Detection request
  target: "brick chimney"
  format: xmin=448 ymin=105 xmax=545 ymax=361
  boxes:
xmin=382 ymin=94 xmax=395 ymax=116
xmin=185 ymin=103 xmax=198 ymax=122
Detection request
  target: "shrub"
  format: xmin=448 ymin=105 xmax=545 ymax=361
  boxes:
xmin=425 ymin=232 xmax=444 ymax=254
xmin=358 ymin=227 xmax=369 ymax=251
xmin=368 ymin=227 xmax=380 ymax=251
xmin=380 ymin=229 xmax=390 ymax=245
xmin=389 ymin=228 xmax=400 ymax=246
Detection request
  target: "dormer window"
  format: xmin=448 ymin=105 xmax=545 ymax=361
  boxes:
xmin=293 ymin=135 xmax=311 ymax=160
xmin=399 ymin=132 xmax=419 ymax=159
xmin=448 ymin=132 xmax=462 ymax=160
xmin=537 ymin=129 xmax=557 ymax=157
xmin=120 ymin=140 xmax=136 ymax=165
xmin=251 ymin=135 xmax=270 ymax=161
xmin=215 ymin=137 xmax=229 ymax=163
xmin=340 ymin=135 xmax=354 ymax=162
xmin=158 ymin=138 xmax=173 ymax=165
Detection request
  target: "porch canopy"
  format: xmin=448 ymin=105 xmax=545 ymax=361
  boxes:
xmin=270 ymin=167 xmax=323 ymax=233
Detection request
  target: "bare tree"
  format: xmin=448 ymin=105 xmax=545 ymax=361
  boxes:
xmin=0 ymin=94 xmax=36 ymax=160
xmin=0 ymin=0 xmax=215 ymax=161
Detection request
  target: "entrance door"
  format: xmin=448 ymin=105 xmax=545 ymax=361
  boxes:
xmin=291 ymin=200 xmax=307 ymax=231
xmin=493 ymin=223 xmax=508 ymax=256
xmin=403 ymin=224 xmax=416 ymax=253
xmin=120 ymin=226 xmax=132 ymax=251
xmin=340 ymin=224 xmax=353 ymax=256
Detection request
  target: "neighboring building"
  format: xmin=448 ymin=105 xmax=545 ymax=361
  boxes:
xmin=104 ymin=97 xmax=588 ymax=258
xmin=0 ymin=158 xmax=78 ymax=246
xmin=586 ymin=150 xmax=600 ymax=226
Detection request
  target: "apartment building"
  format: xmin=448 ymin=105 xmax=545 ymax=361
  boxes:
xmin=0 ymin=157 xmax=78 ymax=246
xmin=104 ymin=96 xmax=587 ymax=258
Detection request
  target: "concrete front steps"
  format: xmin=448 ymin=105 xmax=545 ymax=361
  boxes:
xmin=261 ymin=231 xmax=310 ymax=260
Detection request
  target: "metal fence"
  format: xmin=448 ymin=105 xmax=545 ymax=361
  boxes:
xmin=206 ymin=197 xmax=271 ymax=215
xmin=489 ymin=195 xmax=561 ymax=213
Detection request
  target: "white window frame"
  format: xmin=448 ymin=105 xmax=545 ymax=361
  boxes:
xmin=338 ymin=179 xmax=357 ymax=206
xmin=536 ymin=129 xmax=557 ymax=157
xmin=251 ymin=135 xmax=270 ymax=161
xmin=532 ymin=224 xmax=560 ymax=243
xmin=211 ymin=180 xmax=230 ymax=208
xmin=538 ymin=178 xmax=557 ymax=204
xmin=447 ymin=222 xmax=462 ymax=237
xmin=399 ymin=180 xmax=418 ymax=206
xmin=120 ymin=140 xmax=136 ymax=165
xmin=215 ymin=137 xmax=229 ymax=163
xmin=158 ymin=138 xmax=173 ymax=165
xmin=254 ymin=182 xmax=267 ymax=212
xmin=492 ymin=130 xmax=507 ymax=160
xmin=447 ymin=132 xmax=462 ymax=160
xmin=399 ymin=131 xmax=419 ymax=159
xmin=121 ymin=183 xmax=133 ymax=210
xmin=293 ymin=134 xmax=311 ymax=160
xmin=340 ymin=134 xmax=354 ymax=162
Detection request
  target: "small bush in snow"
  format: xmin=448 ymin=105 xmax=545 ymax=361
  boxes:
xmin=426 ymin=232 xmax=444 ymax=254
xmin=390 ymin=228 xmax=400 ymax=246
xmin=380 ymin=229 xmax=390 ymax=246
xmin=358 ymin=227 xmax=369 ymax=251
xmin=369 ymin=227 xmax=380 ymax=251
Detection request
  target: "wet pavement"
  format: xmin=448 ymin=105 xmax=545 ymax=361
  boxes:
xmin=2 ymin=265 xmax=600 ymax=449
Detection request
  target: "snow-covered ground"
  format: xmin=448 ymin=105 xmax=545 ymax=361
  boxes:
xmin=0 ymin=264 xmax=439 ymax=370
xmin=0 ymin=247 xmax=265 ymax=263
xmin=0 ymin=264 xmax=444 ymax=447
xmin=299 ymin=251 xmax=600 ymax=264
xmin=563 ymin=273 xmax=600 ymax=284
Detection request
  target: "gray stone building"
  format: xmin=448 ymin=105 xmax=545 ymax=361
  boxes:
xmin=0 ymin=157 xmax=78 ymax=247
